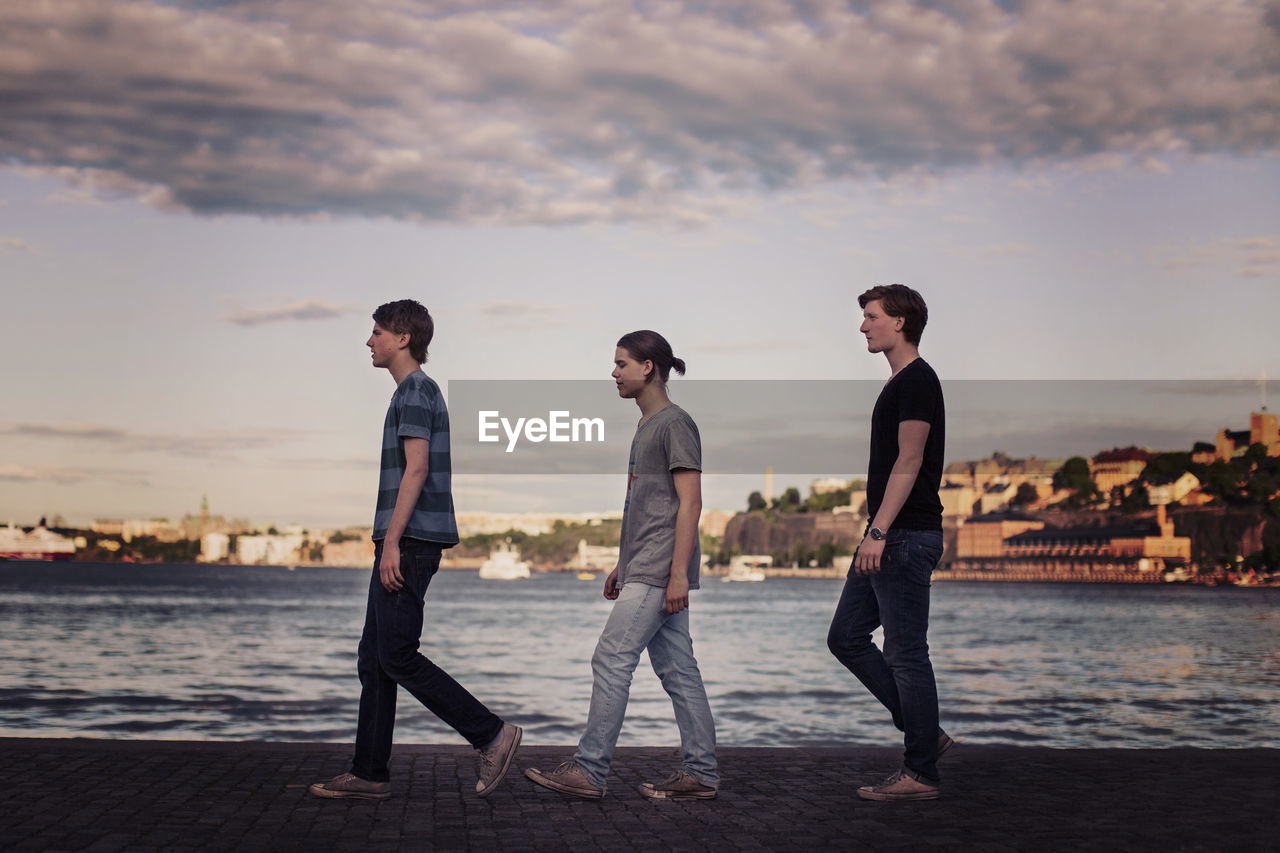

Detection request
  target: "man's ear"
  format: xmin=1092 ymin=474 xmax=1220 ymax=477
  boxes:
xmin=642 ymin=359 xmax=654 ymax=379
xmin=395 ymin=331 xmax=411 ymax=350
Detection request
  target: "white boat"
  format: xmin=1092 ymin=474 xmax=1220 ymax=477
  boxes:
xmin=478 ymin=540 xmax=531 ymax=580
xmin=0 ymin=520 xmax=76 ymax=561
xmin=723 ymin=555 xmax=769 ymax=582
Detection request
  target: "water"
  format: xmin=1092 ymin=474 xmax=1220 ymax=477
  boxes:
xmin=2 ymin=562 xmax=1276 ymax=748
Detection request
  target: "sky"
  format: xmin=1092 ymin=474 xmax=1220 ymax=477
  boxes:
xmin=1 ymin=0 xmax=1278 ymax=529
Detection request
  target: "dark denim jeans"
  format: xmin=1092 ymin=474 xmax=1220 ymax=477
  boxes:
xmin=827 ymin=528 xmax=944 ymax=783
xmin=351 ymin=538 xmax=503 ymax=783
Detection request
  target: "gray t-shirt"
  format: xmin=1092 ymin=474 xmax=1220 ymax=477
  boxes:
xmin=618 ymin=404 xmax=702 ymax=589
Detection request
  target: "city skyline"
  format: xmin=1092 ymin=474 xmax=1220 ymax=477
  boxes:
xmin=2 ymin=1 xmax=1278 ymax=527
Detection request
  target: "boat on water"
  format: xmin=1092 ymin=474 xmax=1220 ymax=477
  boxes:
xmin=0 ymin=520 xmax=76 ymax=561
xmin=576 ymin=571 xmax=597 ymax=581
xmin=478 ymin=540 xmax=531 ymax=580
xmin=723 ymin=555 xmax=769 ymax=583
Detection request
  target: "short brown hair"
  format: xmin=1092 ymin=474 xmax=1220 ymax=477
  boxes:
xmin=858 ymin=284 xmax=928 ymax=345
xmin=372 ymin=300 xmax=434 ymax=363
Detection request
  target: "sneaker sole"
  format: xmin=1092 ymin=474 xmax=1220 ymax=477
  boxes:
xmin=524 ymin=768 xmax=604 ymax=800
xmin=857 ymin=787 xmax=939 ymax=802
xmin=638 ymin=785 xmax=717 ymax=800
xmin=476 ymin=725 xmax=523 ymax=798
xmin=308 ymin=783 xmax=390 ymax=801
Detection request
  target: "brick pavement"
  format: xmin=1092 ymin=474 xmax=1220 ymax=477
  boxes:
xmin=2 ymin=739 xmax=1274 ymax=852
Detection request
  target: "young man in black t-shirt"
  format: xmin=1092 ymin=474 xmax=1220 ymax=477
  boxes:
xmin=827 ymin=284 xmax=951 ymax=801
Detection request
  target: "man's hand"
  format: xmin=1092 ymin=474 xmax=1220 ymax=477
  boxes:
xmin=603 ymin=567 xmax=620 ymax=600
xmin=665 ymin=573 xmax=690 ymax=614
xmin=379 ymin=541 xmax=405 ymax=592
xmin=854 ymin=537 xmax=886 ymax=576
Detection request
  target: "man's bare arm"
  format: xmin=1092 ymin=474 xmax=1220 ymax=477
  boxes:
xmin=379 ymin=437 xmax=430 ymax=592
xmin=666 ymin=469 xmax=702 ymax=613
xmin=854 ymin=419 xmax=930 ymax=575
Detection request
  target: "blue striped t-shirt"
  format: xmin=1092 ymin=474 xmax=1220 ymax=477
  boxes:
xmin=372 ymin=371 xmax=459 ymax=546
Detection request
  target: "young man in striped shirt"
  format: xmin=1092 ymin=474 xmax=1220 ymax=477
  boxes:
xmin=310 ymin=299 xmax=521 ymax=801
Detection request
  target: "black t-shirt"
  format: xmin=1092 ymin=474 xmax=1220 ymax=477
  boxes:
xmin=866 ymin=358 xmax=945 ymax=531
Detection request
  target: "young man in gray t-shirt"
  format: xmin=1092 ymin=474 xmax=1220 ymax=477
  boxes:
xmin=526 ymin=330 xmax=718 ymax=800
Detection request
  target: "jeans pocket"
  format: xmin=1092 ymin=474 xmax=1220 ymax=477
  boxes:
xmin=907 ymin=537 xmax=942 ymax=586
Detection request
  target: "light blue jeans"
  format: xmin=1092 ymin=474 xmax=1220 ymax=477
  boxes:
xmin=574 ymin=581 xmax=718 ymax=792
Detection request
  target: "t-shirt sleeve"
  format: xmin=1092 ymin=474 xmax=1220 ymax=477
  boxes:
xmin=664 ymin=414 xmax=703 ymax=472
xmin=897 ymin=368 xmax=941 ymax=425
xmin=397 ymin=382 xmax=435 ymax=442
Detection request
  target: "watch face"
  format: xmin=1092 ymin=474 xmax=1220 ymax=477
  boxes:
xmin=870 ymin=527 xmax=885 ymax=540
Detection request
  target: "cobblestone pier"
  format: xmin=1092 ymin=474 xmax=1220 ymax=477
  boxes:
xmin=3 ymin=739 xmax=1274 ymax=851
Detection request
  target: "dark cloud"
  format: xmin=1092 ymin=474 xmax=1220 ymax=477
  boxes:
xmin=1 ymin=0 xmax=1275 ymax=225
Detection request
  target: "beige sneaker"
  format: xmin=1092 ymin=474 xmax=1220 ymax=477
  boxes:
xmin=525 ymin=761 xmax=605 ymax=799
xmin=857 ymin=768 xmax=939 ymax=802
xmin=638 ymin=770 xmax=718 ymax=800
xmin=476 ymin=722 xmax=522 ymax=797
xmin=308 ymin=772 xmax=391 ymax=800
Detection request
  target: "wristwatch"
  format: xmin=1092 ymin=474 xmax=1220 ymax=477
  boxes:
xmin=868 ymin=527 xmax=887 ymax=541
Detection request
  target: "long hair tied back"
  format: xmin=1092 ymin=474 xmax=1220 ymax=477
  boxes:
xmin=617 ymin=330 xmax=685 ymax=384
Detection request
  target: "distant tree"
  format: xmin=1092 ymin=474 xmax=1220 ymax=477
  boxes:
xmin=1242 ymin=443 xmax=1270 ymax=469
xmin=1245 ymin=469 xmax=1279 ymax=503
xmin=815 ymin=542 xmax=850 ymax=567
xmin=1197 ymin=461 xmax=1243 ymax=503
xmin=1141 ymin=452 xmax=1193 ymax=483
xmin=774 ymin=487 xmax=803 ymax=513
xmin=1119 ymin=484 xmax=1151 ymax=513
xmin=1010 ymin=482 xmax=1040 ymax=507
xmin=1054 ymin=457 xmax=1092 ymax=492
xmin=747 ymin=491 xmax=767 ymax=512
xmin=805 ymin=487 xmax=852 ymax=513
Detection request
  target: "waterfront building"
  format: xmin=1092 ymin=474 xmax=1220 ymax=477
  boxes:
xmin=575 ymin=538 xmax=621 ymax=571
xmin=454 ymin=510 xmax=622 ymax=537
xmin=235 ymin=533 xmax=305 ymax=566
xmin=938 ymin=483 xmax=979 ymax=519
xmin=1194 ymin=411 xmax=1280 ymax=464
xmin=698 ymin=508 xmax=733 ymax=538
xmin=955 ymin=511 xmax=1044 ymax=558
xmin=121 ymin=518 xmax=180 ymax=542
xmin=809 ymin=477 xmax=851 ymax=495
xmin=321 ymin=538 xmax=376 ymax=568
xmin=1147 ymin=472 xmax=1202 ymax=505
xmin=949 ymin=505 xmax=1191 ymax=581
xmin=200 ymin=532 xmax=230 ymax=562
xmin=1089 ymin=447 xmax=1152 ymax=497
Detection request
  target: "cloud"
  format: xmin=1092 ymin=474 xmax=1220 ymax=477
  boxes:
xmin=222 ymin=298 xmax=356 ymax=326
xmin=472 ymin=299 xmax=576 ymax=329
xmin=0 ymin=462 xmax=150 ymax=486
xmin=1161 ymin=235 xmax=1280 ymax=278
xmin=0 ymin=237 xmax=33 ymax=254
xmin=1 ymin=423 xmax=300 ymax=457
xmin=0 ymin=1 xmax=1276 ymax=226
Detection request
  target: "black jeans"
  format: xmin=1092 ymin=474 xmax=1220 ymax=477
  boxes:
xmin=351 ymin=538 xmax=503 ymax=782
xmin=827 ymin=529 xmax=944 ymax=783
